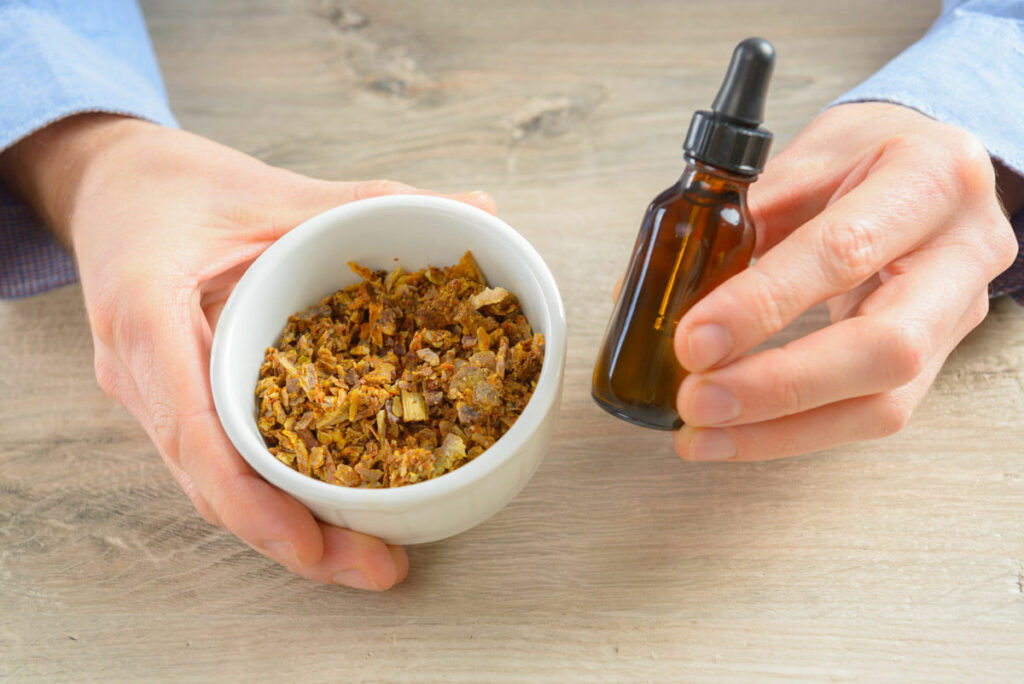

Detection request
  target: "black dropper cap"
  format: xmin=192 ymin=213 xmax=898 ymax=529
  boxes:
xmin=683 ymin=37 xmax=775 ymax=177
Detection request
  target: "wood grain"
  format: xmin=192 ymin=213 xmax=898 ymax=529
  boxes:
xmin=4 ymin=0 xmax=1024 ymax=680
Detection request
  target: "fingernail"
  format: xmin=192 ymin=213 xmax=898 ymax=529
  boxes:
xmin=263 ymin=540 xmax=301 ymax=566
xmin=691 ymin=383 xmax=741 ymax=425
xmin=687 ymin=323 xmax=733 ymax=371
xmin=332 ymin=568 xmax=382 ymax=591
xmin=689 ymin=429 xmax=736 ymax=461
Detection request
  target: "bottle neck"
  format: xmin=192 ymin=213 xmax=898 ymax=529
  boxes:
xmin=679 ymin=156 xmax=753 ymax=203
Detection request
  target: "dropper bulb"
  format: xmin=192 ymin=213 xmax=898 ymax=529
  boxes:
xmin=683 ymin=37 xmax=776 ymax=176
xmin=710 ymin=37 xmax=775 ymax=127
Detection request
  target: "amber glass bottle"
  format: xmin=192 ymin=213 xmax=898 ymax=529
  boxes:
xmin=592 ymin=38 xmax=775 ymax=430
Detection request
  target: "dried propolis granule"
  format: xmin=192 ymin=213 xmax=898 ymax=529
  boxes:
xmin=255 ymin=251 xmax=545 ymax=488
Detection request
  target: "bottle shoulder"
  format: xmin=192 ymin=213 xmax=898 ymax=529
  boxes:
xmin=639 ymin=179 xmax=754 ymax=245
xmin=646 ymin=180 xmax=748 ymax=215
xmin=646 ymin=183 xmax=683 ymax=212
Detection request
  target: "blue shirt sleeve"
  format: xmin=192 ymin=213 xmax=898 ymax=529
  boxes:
xmin=0 ymin=0 xmax=178 ymax=299
xmin=830 ymin=0 xmax=1024 ymax=300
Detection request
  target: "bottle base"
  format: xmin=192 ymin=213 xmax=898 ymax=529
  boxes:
xmin=591 ymin=391 xmax=682 ymax=431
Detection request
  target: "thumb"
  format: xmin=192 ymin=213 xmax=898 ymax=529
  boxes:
xmin=273 ymin=177 xmax=496 ymax=235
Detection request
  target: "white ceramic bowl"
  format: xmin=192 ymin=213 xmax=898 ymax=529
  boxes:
xmin=210 ymin=195 xmax=566 ymax=545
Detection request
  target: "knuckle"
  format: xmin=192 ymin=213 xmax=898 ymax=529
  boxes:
xmin=93 ymin=354 xmax=123 ymax=402
xmin=893 ymin=129 xmax=992 ymax=204
xmin=946 ymin=211 xmax=1016 ymax=281
xmin=945 ymin=130 xmax=994 ymax=193
xmin=745 ymin=266 xmax=788 ymax=337
xmin=936 ymin=129 xmax=993 ymax=200
xmin=86 ymin=268 xmax=155 ymax=350
xmin=817 ymin=218 xmax=880 ymax=289
xmin=966 ymin=296 xmax=989 ymax=330
xmin=954 ymin=210 xmax=1016 ymax=281
xmin=989 ymin=218 xmax=1020 ymax=273
xmin=85 ymin=280 xmax=125 ymax=348
xmin=879 ymin=322 xmax=930 ymax=387
xmin=149 ymin=399 xmax=181 ymax=460
xmin=873 ymin=395 xmax=915 ymax=437
xmin=765 ymin=348 xmax=806 ymax=413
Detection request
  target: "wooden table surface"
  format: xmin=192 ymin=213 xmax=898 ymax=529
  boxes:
xmin=4 ymin=1 xmax=1024 ymax=681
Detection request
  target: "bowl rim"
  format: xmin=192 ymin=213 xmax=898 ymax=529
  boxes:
xmin=210 ymin=194 xmax=566 ymax=509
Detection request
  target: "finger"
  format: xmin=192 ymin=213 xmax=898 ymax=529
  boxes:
xmin=113 ymin=286 xmax=323 ymax=563
xmin=199 ymin=260 xmax=252 ymax=332
xmin=677 ymin=237 xmax=991 ymax=426
xmin=452 ymin=191 xmax=498 ymax=215
xmin=674 ymin=285 xmax=985 ymax=462
xmin=176 ymin=407 xmax=325 ymax=565
xmin=120 ymin=284 xmax=404 ymax=586
xmin=215 ymin=178 xmax=498 ymax=249
xmin=162 ymin=448 xmax=223 ymax=527
xmin=675 ymin=143 xmax=959 ymax=372
xmin=747 ymin=146 xmax=846 ymax=257
xmin=196 ymin=184 xmax=497 ymax=326
xmin=825 ymin=273 xmax=882 ymax=324
xmin=330 ymin=181 xmax=496 ymax=217
xmin=747 ymin=103 xmax=939 ymax=257
xmin=177 ymin=408 xmax=405 ymax=589
xmin=93 ymin=336 xmax=223 ymax=526
xmin=263 ymin=523 xmax=408 ymax=589
xmin=272 ymin=179 xmax=497 ymax=235
xmin=675 ymin=348 xmax=941 ymax=462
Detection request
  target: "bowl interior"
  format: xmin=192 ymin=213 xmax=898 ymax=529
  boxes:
xmin=211 ymin=195 xmax=564 ymax=505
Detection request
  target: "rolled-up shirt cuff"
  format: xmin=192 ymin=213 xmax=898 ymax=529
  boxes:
xmin=0 ymin=3 xmax=177 ymax=299
xmin=0 ymin=4 xmax=178 ymax=151
xmin=828 ymin=4 xmax=1024 ymax=302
